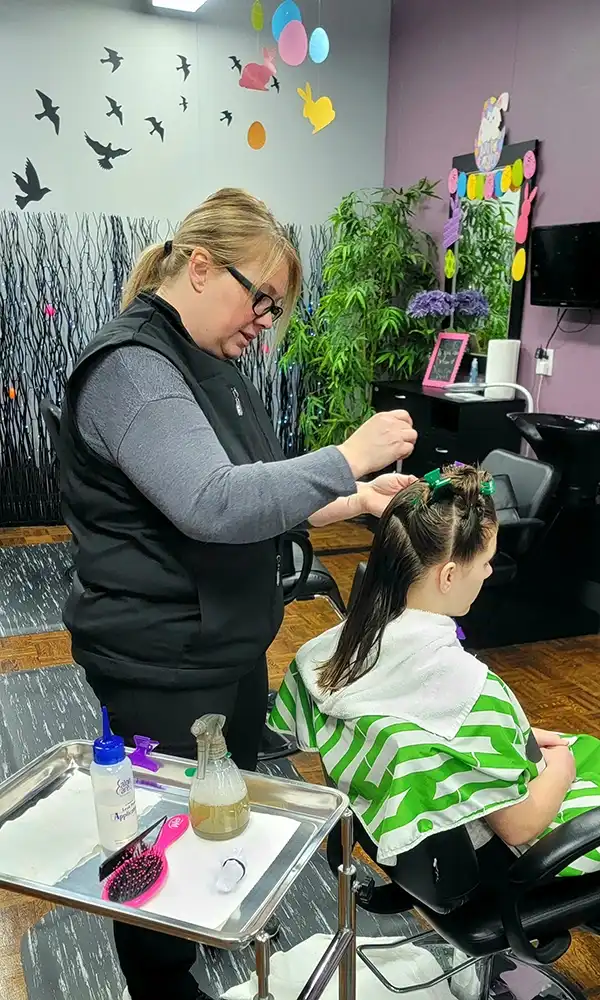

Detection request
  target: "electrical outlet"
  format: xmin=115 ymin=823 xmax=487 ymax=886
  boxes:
xmin=535 ymin=348 xmax=554 ymax=377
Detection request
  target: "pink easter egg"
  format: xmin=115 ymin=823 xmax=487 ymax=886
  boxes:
xmin=523 ymin=149 xmax=536 ymax=179
xmin=448 ymin=168 xmax=458 ymax=195
xmin=44 ymin=304 xmax=56 ymax=317
xmin=278 ymin=19 xmax=308 ymax=67
xmin=484 ymin=173 xmax=495 ymax=200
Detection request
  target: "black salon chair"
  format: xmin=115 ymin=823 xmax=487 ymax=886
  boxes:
xmin=327 ymin=805 xmax=600 ymax=993
xmin=41 ymin=397 xmax=62 ymax=457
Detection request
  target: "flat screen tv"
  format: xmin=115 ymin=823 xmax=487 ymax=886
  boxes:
xmin=530 ymin=222 xmax=600 ymax=308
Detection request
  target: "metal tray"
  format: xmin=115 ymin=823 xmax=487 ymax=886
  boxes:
xmin=0 ymin=741 xmax=347 ymax=948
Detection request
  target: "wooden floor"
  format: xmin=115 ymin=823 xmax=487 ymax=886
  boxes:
xmin=1 ymin=523 xmax=600 ymax=997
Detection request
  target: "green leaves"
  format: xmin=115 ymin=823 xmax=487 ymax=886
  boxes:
xmin=280 ymin=181 xmax=439 ymax=450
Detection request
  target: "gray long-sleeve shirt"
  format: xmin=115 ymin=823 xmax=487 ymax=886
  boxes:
xmin=75 ymin=345 xmax=356 ymax=544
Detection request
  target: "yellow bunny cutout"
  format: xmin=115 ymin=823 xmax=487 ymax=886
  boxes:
xmin=297 ymin=82 xmax=336 ymax=134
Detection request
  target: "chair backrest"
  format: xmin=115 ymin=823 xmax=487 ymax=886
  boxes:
xmin=326 ymin=801 xmax=483 ymax=916
xmin=41 ymin=397 xmax=62 ymax=459
xmin=481 ymin=448 xmax=557 ymax=519
xmin=281 ymin=529 xmax=314 ymax=605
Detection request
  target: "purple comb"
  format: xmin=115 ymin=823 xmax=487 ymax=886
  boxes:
xmin=129 ymin=735 xmax=161 ymax=772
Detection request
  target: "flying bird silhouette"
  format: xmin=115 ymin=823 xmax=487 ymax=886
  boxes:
xmin=180 ymin=96 xmax=188 ymax=113
xmin=35 ymin=90 xmax=60 ymax=135
xmin=177 ymin=54 xmax=191 ymax=81
xmin=271 ymin=76 xmax=280 ymax=93
xmin=105 ymin=96 xmax=123 ymax=125
xmin=13 ymin=159 xmax=51 ymax=210
xmin=229 ymin=56 xmax=242 ymax=73
xmin=84 ymin=133 xmax=131 ymax=170
xmin=145 ymin=117 xmax=165 ymax=142
xmin=101 ymin=47 xmax=123 ymax=73
xmin=220 ymin=111 xmax=233 ymax=126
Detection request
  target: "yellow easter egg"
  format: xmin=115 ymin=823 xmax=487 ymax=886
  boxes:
xmin=251 ymin=0 xmax=264 ymax=31
xmin=512 ymin=247 xmax=526 ymax=282
xmin=511 ymin=158 xmax=524 ymax=189
xmin=467 ymin=174 xmax=477 ymax=200
xmin=501 ymin=165 xmax=512 ymax=193
xmin=247 ymin=120 xmax=266 ymax=150
xmin=445 ymin=249 xmax=456 ymax=279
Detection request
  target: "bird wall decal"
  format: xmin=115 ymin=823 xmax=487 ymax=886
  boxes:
xmin=101 ymin=47 xmax=123 ymax=73
xmin=35 ymin=90 xmax=60 ymax=135
xmin=271 ymin=77 xmax=280 ymax=93
xmin=105 ymin=97 xmax=123 ymax=125
xmin=220 ymin=111 xmax=233 ymax=126
xmin=177 ymin=54 xmax=191 ymax=81
xmin=84 ymin=133 xmax=131 ymax=170
xmin=229 ymin=56 xmax=242 ymax=73
xmin=13 ymin=159 xmax=51 ymax=209
xmin=180 ymin=96 xmax=188 ymax=113
xmin=145 ymin=117 xmax=165 ymax=142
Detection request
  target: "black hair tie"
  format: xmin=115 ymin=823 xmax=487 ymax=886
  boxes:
xmin=163 ymin=240 xmax=173 ymax=257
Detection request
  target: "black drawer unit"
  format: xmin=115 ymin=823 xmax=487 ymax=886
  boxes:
xmin=373 ymin=381 xmax=525 ymax=477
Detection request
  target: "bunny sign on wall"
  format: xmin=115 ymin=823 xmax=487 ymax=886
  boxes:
xmin=297 ymin=82 xmax=335 ymax=133
xmin=474 ymin=92 xmax=510 ymax=172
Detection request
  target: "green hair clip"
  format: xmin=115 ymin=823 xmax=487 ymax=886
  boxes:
xmin=423 ymin=467 xmax=452 ymax=497
xmin=480 ymin=478 xmax=496 ymax=497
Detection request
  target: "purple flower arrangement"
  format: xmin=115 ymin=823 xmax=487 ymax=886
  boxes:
xmin=407 ymin=290 xmax=453 ymax=319
xmin=408 ymin=288 xmax=489 ymax=323
xmin=453 ymin=290 xmax=489 ymax=320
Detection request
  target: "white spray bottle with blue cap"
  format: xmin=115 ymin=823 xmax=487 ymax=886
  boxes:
xmin=90 ymin=707 xmax=139 ymax=853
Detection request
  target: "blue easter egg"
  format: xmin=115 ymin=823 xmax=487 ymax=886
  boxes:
xmin=309 ymin=26 xmax=330 ymax=63
xmin=272 ymin=1 xmax=302 ymax=42
xmin=494 ymin=170 xmax=503 ymax=198
xmin=457 ymin=172 xmax=467 ymax=198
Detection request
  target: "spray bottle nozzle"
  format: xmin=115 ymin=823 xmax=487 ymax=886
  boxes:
xmin=190 ymin=714 xmax=228 ymax=780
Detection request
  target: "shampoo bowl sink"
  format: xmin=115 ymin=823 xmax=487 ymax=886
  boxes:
xmin=508 ymin=412 xmax=600 ymax=497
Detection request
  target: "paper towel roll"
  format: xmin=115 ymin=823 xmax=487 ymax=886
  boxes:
xmin=484 ymin=338 xmax=521 ymax=400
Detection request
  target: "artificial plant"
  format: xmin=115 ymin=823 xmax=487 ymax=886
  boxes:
xmin=280 ymin=180 xmax=439 ymax=450
xmin=453 ymin=198 xmax=516 ymax=352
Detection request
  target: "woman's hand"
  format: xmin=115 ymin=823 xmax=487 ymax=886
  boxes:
xmin=337 ymin=411 xmax=417 ymax=479
xmin=533 ymin=727 xmax=569 ymax=749
xmin=358 ymin=474 xmax=418 ymax=518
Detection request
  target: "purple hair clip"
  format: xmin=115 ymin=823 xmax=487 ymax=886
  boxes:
xmin=129 ymin=735 xmax=161 ymax=773
xmin=456 ymin=624 xmax=466 ymax=642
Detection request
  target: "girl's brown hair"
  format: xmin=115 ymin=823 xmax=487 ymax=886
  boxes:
xmin=121 ymin=187 xmax=302 ymax=335
xmin=319 ymin=464 xmax=497 ymax=693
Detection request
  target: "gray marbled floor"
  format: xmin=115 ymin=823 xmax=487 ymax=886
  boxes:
xmin=0 ymin=664 xmax=415 ymax=1000
xmin=0 ymin=541 xmax=71 ymax=637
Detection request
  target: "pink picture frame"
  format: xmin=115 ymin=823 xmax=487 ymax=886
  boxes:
xmin=422 ymin=332 xmax=470 ymax=388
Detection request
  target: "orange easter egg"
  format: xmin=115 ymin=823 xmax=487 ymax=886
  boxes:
xmin=8 ymin=386 xmax=16 ymax=400
xmin=247 ymin=121 xmax=266 ymax=150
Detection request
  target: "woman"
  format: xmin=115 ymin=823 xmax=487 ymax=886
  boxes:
xmin=60 ymin=188 xmax=418 ymax=1000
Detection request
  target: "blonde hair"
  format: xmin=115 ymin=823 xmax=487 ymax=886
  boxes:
xmin=121 ymin=188 xmax=302 ymax=335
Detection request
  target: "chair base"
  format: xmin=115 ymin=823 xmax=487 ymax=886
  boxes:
xmin=357 ymin=928 xmax=589 ymax=1000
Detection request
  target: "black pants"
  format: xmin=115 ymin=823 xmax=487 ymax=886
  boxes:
xmin=89 ymin=658 xmax=268 ymax=1000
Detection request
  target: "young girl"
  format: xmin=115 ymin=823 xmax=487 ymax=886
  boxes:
xmin=270 ymin=464 xmax=600 ymax=876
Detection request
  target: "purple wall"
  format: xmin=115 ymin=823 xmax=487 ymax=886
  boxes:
xmin=385 ymin=0 xmax=600 ymax=417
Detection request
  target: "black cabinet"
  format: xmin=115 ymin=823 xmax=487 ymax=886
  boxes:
xmin=373 ymin=381 xmax=525 ymax=476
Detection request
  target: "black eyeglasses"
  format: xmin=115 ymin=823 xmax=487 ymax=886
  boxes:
xmin=226 ymin=266 xmax=283 ymax=321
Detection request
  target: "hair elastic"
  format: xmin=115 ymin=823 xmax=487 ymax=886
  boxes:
xmin=163 ymin=240 xmax=173 ymax=257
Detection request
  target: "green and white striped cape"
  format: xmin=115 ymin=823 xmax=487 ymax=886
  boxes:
xmin=270 ymin=659 xmax=600 ymax=876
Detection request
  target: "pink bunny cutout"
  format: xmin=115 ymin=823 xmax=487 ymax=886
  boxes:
xmin=443 ymin=194 xmax=462 ymax=250
xmin=240 ymin=48 xmax=277 ymax=91
xmin=515 ymin=183 xmax=537 ymax=245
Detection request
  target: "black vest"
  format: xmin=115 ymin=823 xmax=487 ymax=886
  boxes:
xmin=61 ymin=293 xmax=285 ymax=689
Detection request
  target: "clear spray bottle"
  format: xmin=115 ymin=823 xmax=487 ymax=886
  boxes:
xmin=189 ymin=714 xmax=250 ymax=841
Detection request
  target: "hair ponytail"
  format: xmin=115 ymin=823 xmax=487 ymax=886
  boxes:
xmin=318 ymin=463 xmax=497 ymax=693
xmin=318 ymin=515 xmax=421 ymax=692
xmin=121 ymin=243 xmax=168 ymax=309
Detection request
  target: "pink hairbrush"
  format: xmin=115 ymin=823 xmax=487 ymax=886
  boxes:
xmin=102 ymin=814 xmax=189 ymax=908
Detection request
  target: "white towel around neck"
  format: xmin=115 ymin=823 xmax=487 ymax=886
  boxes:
xmin=295 ymin=608 xmax=487 ymax=741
